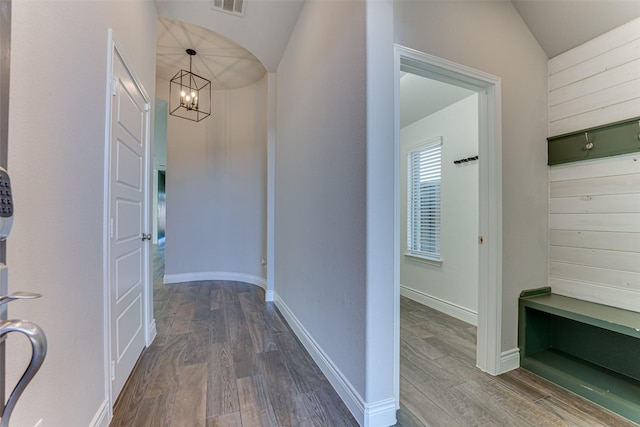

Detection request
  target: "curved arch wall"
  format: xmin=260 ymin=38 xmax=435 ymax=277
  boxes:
xmin=158 ymin=76 xmax=268 ymax=288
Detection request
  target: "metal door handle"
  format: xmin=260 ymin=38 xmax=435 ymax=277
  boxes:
xmin=0 ymin=291 xmax=41 ymax=305
xmin=0 ymin=320 xmax=47 ymax=427
xmin=141 ymin=233 xmax=152 ymax=241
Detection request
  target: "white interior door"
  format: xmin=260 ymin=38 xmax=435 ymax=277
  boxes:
xmin=108 ymin=47 xmax=149 ymax=401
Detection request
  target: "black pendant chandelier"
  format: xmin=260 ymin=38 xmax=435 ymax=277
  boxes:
xmin=169 ymin=49 xmax=211 ymax=122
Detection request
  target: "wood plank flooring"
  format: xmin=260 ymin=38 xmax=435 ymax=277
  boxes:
xmin=110 ymin=245 xmax=357 ymax=427
xmin=397 ymin=297 xmax=639 ymax=427
xmin=112 ymin=245 xmax=638 ymax=426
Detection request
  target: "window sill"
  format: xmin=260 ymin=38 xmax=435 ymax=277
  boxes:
xmin=404 ymin=252 xmax=443 ymax=267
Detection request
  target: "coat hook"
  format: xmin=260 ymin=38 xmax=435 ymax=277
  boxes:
xmin=584 ymin=132 xmax=594 ymax=150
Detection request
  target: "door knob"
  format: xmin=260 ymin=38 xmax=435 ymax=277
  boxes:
xmin=0 ymin=320 xmax=47 ymax=427
xmin=141 ymin=233 xmax=152 ymax=241
xmin=0 ymin=291 xmax=41 ymax=306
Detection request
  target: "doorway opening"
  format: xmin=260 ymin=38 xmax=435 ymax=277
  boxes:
xmin=393 ymin=45 xmax=504 ymax=405
xmin=399 ymin=72 xmax=479 ymax=325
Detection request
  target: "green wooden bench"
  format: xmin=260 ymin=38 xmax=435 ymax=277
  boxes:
xmin=519 ymin=287 xmax=640 ymax=424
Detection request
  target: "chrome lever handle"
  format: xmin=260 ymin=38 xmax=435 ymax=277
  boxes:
xmin=0 ymin=320 xmax=47 ymax=427
xmin=0 ymin=291 xmax=42 ymax=306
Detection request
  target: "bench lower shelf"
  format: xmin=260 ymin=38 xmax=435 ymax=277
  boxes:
xmin=523 ymin=349 xmax=640 ymax=423
xmin=519 ymin=288 xmax=640 ymax=425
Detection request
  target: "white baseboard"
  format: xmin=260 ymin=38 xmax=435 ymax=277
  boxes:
xmin=400 ymin=285 xmax=478 ymax=326
xmin=90 ymin=399 xmax=110 ymax=427
xmin=498 ymin=348 xmax=520 ymax=374
xmin=163 ymin=271 xmax=267 ymax=290
xmin=364 ymin=397 xmax=398 ymax=427
xmin=147 ymin=319 xmax=157 ymax=346
xmin=265 ymin=289 xmax=275 ymax=302
xmin=274 ymin=293 xmax=397 ymax=427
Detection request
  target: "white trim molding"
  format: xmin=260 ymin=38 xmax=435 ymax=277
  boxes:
xmin=266 ymin=72 xmax=276 ymax=301
xmin=264 ymin=289 xmax=275 ymax=302
xmin=89 ymin=399 xmax=110 ymax=427
xmin=147 ymin=319 xmax=157 ymax=347
xmin=499 ymin=348 xmax=520 ymax=374
xmin=394 ymin=45 xmax=503 ymax=377
xmin=275 ymin=293 xmax=397 ymax=427
xmin=400 ymin=285 xmax=478 ymax=326
xmin=364 ymin=398 xmax=398 ymax=427
xmin=163 ymin=271 xmax=267 ymax=290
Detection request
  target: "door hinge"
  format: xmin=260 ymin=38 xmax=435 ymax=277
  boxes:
xmin=110 ymin=360 xmax=116 ymax=381
xmin=144 ymin=103 xmax=150 ymax=112
xmin=111 ymin=77 xmax=117 ymax=96
xmin=110 ymin=218 xmax=114 ymax=238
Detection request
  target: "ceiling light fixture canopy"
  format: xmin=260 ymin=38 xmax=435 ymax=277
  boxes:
xmin=169 ymin=49 xmax=211 ymax=122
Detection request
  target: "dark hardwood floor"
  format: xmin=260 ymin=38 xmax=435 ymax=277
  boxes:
xmin=110 ymin=245 xmax=357 ymax=427
xmin=112 ymin=245 xmax=637 ymax=426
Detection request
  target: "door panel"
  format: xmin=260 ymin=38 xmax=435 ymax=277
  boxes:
xmin=115 ymin=200 xmax=141 ymax=240
xmin=116 ymin=294 xmax=143 ymax=360
xmin=117 ymin=89 xmax=143 ymax=143
xmin=116 ymin=138 xmax=142 ymax=190
xmin=109 ymin=49 xmax=148 ymax=401
xmin=115 ymin=248 xmax=141 ymax=300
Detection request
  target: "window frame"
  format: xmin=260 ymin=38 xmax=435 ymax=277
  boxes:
xmin=405 ymin=136 xmax=443 ymax=264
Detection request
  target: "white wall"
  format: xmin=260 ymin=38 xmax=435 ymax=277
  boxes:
xmin=549 ymin=155 xmax=640 ymax=312
xmin=275 ymin=0 xmax=368 ymax=419
xmin=400 ymin=94 xmax=479 ymax=324
xmin=546 ymin=19 xmax=640 ymax=313
xmin=7 ymin=1 xmax=157 ymax=426
xmin=395 ymin=1 xmax=549 ymax=352
xmin=160 ymin=76 xmax=268 ymax=286
xmin=548 ymin=17 xmax=640 ymax=136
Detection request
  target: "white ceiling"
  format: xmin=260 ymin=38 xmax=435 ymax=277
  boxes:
xmin=155 ymin=0 xmax=305 ymax=73
xmin=156 ymin=17 xmax=266 ymax=90
xmin=512 ymin=1 xmax=640 ymax=58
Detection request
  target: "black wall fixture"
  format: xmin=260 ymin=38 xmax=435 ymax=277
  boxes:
xmin=453 ymin=155 xmax=478 ymax=165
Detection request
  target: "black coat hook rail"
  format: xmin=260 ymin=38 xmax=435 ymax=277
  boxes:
xmin=453 ymin=155 xmax=478 ymax=165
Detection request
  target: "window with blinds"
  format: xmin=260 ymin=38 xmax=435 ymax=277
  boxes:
xmin=407 ymin=137 xmax=442 ymax=261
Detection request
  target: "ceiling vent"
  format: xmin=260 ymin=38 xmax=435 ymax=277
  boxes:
xmin=211 ymin=0 xmax=245 ymax=17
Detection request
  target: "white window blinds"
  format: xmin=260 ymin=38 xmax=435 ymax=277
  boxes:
xmin=407 ymin=138 xmax=442 ymax=260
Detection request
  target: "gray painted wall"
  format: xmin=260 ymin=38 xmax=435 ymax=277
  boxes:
xmin=161 ymin=76 xmax=268 ymax=282
xmin=7 ymin=1 xmax=158 ymax=425
xmin=275 ymin=0 xmax=368 ymax=396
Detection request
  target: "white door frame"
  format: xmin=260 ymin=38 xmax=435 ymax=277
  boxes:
xmin=393 ymin=45 xmax=504 ymax=400
xmin=103 ymin=29 xmax=154 ymax=413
